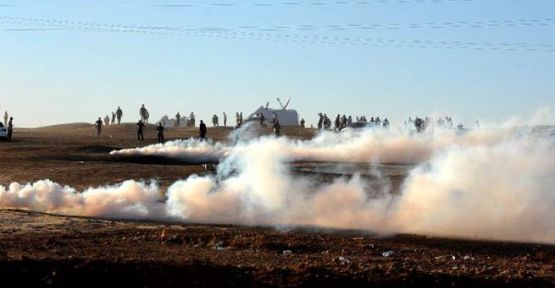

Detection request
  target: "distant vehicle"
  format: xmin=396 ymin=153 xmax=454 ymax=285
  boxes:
xmin=0 ymin=122 xmax=7 ymax=140
xmin=340 ymin=121 xmax=374 ymax=133
xmin=247 ymin=97 xmax=300 ymax=127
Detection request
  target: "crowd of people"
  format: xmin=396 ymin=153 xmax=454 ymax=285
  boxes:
xmin=316 ymin=113 xmax=391 ymax=131
xmin=313 ymin=112 xmax=469 ymax=134
xmin=92 ymin=104 xmax=476 ymax=143
xmin=405 ymin=116 xmax=466 ymax=133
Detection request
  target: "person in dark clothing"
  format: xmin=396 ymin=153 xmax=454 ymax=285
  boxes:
xmin=259 ymin=113 xmax=266 ymax=127
xmin=175 ymin=112 xmax=181 ymax=127
xmin=199 ymin=120 xmax=207 ymax=140
xmin=273 ymin=119 xmax=281 ymax=137
xmin=7 ymin=117 xmax=13 ymax=141
xmin=415 ymin=117 xmax=424 ymax=133
xmin=156 ymin=123 xmax=165 ymax=143
xmin=137 ymin=120 xmax=145 ymax=141
xmin=317 ymin=113 xmax=323 ymax=130
xmin=95 ymin=117 xmax=103 ymax=136
xmin=116 ymin=107 xmax=123 ymax=124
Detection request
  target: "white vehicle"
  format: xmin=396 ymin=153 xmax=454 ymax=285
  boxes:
xmin=247 ymin=97 xmax=300 ymax=127
xmin=0 ymin=122 xmax=7 ymax=139
xmin=340 ymin=121 xmax=374 ymax=133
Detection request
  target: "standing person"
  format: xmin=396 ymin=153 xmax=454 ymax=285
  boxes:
xmin=137 ymin=120 xmax=145 ymax=141
xmin=212 ymin=114 xmax=219 ymax=127
xmin=7 ymin=117 xmax=13 ymax=141
xmin=104 ymin=115 xmax=110 ymax=126
xmin=383 ymin=118 xmax=390 ymax=129
xmin=273 ymin=119 xmax=281 ymax=137
xmin=223 ymin=112 xmax=227 ymax=127
xmin=259 ymin=113 xmax=266 ymax=127
xmin=111 ymin=112 xmax=116 ymax=125
xmin=300 ymin=118 xmax=305 ymax=128
xmin=3 ymin=111 xmax=7 ymax=126
xmin=95 ymin=117 xmax=103 ymax=136
xmin=175 ymin=112 xmax=181 ymax=127
xmin=235 ymin=112 xmax=240 ymax=127
xmin=199 ymin=120 xmax=207 ymax=140
xmin=156 ymin=123 xmax=165 ymax=143
xmin=140 ymin=105 xmax=146 ymax=122
xmin=239 ymin=112 xmax=243 ymax=126
xmin=116 ymin=106 xmax=123 ymax=124
xmin=190 ymin=112 xmax=196 ymax=127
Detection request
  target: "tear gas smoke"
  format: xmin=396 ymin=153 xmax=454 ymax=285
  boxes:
xmin=2 ymin=122 xmax=555 ymax=244
xmin=111 ymin=123 xmax=515 ymax=164
xmin=0 ymin=180 xmax=165 ymax=218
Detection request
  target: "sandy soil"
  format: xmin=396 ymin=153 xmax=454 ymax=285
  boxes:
xmin=0 ymin=124 xmax=553 ymax=287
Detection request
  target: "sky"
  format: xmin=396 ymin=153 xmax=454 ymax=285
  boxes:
xmin=0 ymin=0 xmax=554 ymax=127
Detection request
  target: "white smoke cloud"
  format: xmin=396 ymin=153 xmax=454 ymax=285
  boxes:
xmin=109 ymin=138 xmax=228 ymax=163
xmin=1 ymin=121 xmax=554 ymax=244
xmin=0 ymin=180 xmax=165 ymax=219
xmin=110 ymin=125 xmax=515 ymax=164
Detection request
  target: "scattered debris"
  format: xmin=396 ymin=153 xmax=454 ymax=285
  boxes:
xmin=339 ymin=256 xmax=351 ymax=264
xmin=159 ymin=228 xmax=168 ymax=242
xmin=463 ymin=255 xmax=475 ymax=261
xmin=382 ymin=251 xmax=394 ymax=257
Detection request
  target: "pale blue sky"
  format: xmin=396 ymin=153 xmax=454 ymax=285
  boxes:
xmin=1 ymin=0 xmax=554 ymax=127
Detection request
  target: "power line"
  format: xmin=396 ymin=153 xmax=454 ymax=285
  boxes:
xmin=236 ymin=18 xmax=555 ymax=31
xmin=2 ymin=16 xmax=553 ymax=52
xmin=156 ymin=0 xmax=482 ymax=8
xmin=4 ymin=16 xmax=554 ymax=32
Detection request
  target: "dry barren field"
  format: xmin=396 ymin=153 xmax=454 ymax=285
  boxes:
xmin=0 ymin=124 xmax=553 ymax=287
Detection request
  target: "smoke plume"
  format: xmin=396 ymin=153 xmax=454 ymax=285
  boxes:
xmin=2 ymin=122 xmax=555 ymax=244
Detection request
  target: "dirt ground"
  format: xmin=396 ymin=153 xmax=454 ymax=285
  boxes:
xmin=0 ymin=124 xmax=554 ymax=287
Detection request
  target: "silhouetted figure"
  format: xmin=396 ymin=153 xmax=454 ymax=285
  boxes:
xmin=116 ymin=106 xmax=123 ymax=124
xmin=95 ymin=117 xmax=103 ymax=136
xmin=199 ymin=120 xmax=207 ymax=140
xmin=175 ymin=112 xmax=181 ymax=127
xmin=317 ymin=113 xmax=323 ymax=130
xmin=190 ymin=112 xmax=196 ymax=127
xmin=111 ymin=112 xmax=116 ymax=125
xmin=104 ymin=115 xmax=110 ymax=126
xmin=212 ymin=114 xmax=219 ymax=127
xmin=383 ymin=118 xmax=390 ymax=129
xmin=300 ymin=118 xmax=305 ymax=128
xmin=259 ymin=113 xmax=265 ymax=127
xmin=137 ymin=120 xmax=145 ymax=141
xmin=273 ymin=119 xmax=281 ymax=137
xmin=139 ymin=104 xmax=146 ymax=122
xmin=415 ymin=117 xmax=424 ymax=133
xmin=334 ymin=114 xmax=341 ymax=131
xmin=156 ymin=123 xmax=165 ymax=143
xmin=3 ymin=111 xmax=7 ymax=126
xmin=236 ymin=112 xmax=241 ymax=127
xmin=324 ymin=114 xmax=331 ymax=130
xmin=223 ymin=112 xmax=227 ymax=127
xmin=7 ymin=117 xmax=13 ymax=141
